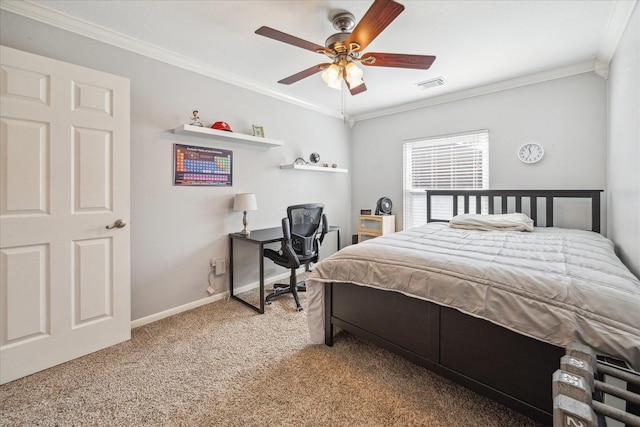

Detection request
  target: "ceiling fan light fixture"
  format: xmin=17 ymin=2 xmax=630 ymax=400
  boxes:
xmin=322 ymin=64 xmax=342 ymax=89
xmin=344 ymin=61 xmax=364 ymax=88
xmin=327 ymin=78 xmax=343 ymax=90
xmin=345 ymin=61 xmax=363 ymax=81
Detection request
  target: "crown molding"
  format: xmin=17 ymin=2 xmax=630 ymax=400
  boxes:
xmin=597 ymin=0 xmax=638 ymax=65
xmin=3 ymin=0 xmax=634 ymax=124
xmin=352 ymin=60 xmax=597 ymax=122
xmin=0 ymin=0 xmax=342 ymax=120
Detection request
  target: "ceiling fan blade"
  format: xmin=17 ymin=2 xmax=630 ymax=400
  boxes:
xmin=361 ymin=53 xmax=436 ymax=69
xmin=343 ymin=67 xmax=368 ymax=95
xmin=255 ymin=26 xmax=326 ymax=53
xmin=278 ymin=64 xmax=328 ymax=85
xmin=346 ymin=0 xmax=405 ymax=52
xmin=347 ymin=81 xmax=367 ymax=95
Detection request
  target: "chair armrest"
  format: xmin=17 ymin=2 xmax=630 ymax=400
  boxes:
xmin=318 ymin=213 xmax=328 ymax=244
xmin=281 ymin=217 xmax=301 ymax=268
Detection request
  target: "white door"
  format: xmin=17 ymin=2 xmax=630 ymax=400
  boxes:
xmin=0 ymin=46 xmax=131 ymax=384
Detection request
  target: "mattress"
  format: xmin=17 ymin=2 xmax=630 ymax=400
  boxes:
xmin=307 ymin=222 xmax=640 ymax=370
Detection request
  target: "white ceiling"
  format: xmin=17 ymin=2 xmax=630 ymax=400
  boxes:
xmin=2 ymin=0 xmax=636 ymax=122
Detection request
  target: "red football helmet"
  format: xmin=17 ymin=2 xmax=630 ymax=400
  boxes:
xmin=211 ymin=121 xmax=232 ymax=132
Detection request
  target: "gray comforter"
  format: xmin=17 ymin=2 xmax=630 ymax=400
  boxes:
xmin=306 ymin=223 xmax=640 ymax=370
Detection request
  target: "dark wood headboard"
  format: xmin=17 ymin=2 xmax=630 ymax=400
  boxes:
xmin=426 ymin=189 xmax=603 ymax=233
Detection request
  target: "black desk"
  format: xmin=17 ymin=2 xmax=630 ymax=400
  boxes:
xmin=229 ymin=225 xmax=341 ymax=313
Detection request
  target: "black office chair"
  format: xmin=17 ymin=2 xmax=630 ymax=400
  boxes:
xmin=264 ymin=203 xmax=328 ymax=311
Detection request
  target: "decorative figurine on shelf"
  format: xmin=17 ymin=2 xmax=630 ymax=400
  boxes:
xmin=293 ymin=157 xmax=306 ymax=165
xmin=309 ymin=152 xmax=320 ymax=164
xmin=190 ymin=110 xmax=203 ymax=127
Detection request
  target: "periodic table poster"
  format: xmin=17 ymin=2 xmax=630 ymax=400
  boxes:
xmin=174 ymin=144 xmax=232 ymax=186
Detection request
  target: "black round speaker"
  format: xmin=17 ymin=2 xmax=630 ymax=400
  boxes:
xmin=375 ymin=197 xmax=393 ymax=215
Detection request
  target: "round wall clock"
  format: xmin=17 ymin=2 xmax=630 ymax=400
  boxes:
xmin=518 ymin=143 xmax=544 ymax=164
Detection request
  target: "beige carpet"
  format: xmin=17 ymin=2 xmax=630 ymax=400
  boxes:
xmin=0 ymin=282 xmax=545 ymax=426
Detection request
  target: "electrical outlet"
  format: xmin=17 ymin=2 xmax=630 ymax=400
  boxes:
xmin=215 ymin=259 xmax=226 ymax=275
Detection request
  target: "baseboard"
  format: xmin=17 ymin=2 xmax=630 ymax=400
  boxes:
xmin=130 ymin=292 xmax=228 ymax=328
xmin=130 ymin=270 xmax=298 ymax=329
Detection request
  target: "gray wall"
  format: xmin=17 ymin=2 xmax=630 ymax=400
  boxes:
xmin=350 ymin=73 xmax=608 ymax=232
xmin=608 ymin=3 xmax=640 ymax=277
xmin=0 ymin=11 xmax=352 ymax=320
xmin=2 ymin=4 xmax=638 ymax=323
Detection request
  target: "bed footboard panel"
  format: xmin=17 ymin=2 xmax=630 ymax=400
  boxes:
xmin=331 ymin=283 xmax=439 ymax=361
xmin=439 ymin=306 xmax=564 ymax=418
xmin=326 ymin=282 xmax=564 ymax=425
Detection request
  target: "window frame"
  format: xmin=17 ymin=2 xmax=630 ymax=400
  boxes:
xmin=403 ymin=130 xmax=489 ymax=229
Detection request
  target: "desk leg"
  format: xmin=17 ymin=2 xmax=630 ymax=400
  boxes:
xmin=259 ymin=243 xmax=265 ymax=314
xmin=228 ymin=236 xmax=264 ymax=314
xmin=229 ymin=237 xmax=235 ymax=297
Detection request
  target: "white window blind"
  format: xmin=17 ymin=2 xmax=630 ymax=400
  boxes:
xmin=403 ymin=130 xmax=489 ymax=228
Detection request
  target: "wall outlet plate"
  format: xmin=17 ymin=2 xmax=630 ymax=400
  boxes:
xmin=215 ymin=259 xmax=226 ymax=275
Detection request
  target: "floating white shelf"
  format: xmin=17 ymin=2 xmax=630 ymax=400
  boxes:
xmin=280 ymin=164 xmax=348 ymax=173
xmin=173 ymin=124 xmax=283 ymax=147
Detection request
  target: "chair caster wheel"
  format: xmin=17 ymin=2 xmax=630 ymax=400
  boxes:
xmin=296 ymin=306 xmax=303 ymax=312
xmin=266 ymin=301 xmax=272 ymax=305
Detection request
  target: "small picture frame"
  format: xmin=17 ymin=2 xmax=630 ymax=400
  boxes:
xmin=252 ymin=125 xmax=264 ymax=138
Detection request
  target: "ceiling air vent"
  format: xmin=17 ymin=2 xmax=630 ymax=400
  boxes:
xmin=416 ymin=77 xmax=445 ymax=90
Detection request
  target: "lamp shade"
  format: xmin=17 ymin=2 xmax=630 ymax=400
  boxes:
xmin=233 ymin=193 xmax=257 ymax=211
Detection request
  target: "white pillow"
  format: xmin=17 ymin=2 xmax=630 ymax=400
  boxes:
xmin=449 ymin=213 xmax=534 ymax=232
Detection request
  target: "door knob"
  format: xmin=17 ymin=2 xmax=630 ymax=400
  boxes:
xmin=106 ymin=219 xmax=127 ymax=229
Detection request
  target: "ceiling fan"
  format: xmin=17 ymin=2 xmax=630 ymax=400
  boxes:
xmin=255 ymin=0 xmax=436 ymax=96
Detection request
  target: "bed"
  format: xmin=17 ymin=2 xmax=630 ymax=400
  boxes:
xmin=306 ymin=190 xmax=640 ymax=425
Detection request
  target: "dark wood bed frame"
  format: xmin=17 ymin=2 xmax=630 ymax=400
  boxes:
xmin=323 ymin=189 xmax=603 ymax=425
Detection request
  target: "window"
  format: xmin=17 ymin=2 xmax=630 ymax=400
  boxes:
xmin=403 ymin=130 xmax=489 ymax=228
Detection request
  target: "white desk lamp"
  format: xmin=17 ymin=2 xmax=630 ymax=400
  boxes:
xmin=233 ymin=193 xmax=257 ymax=236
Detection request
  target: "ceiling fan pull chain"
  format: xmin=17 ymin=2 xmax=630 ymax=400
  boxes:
xmin=342 ymin=85 xmax=347 ymax=124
